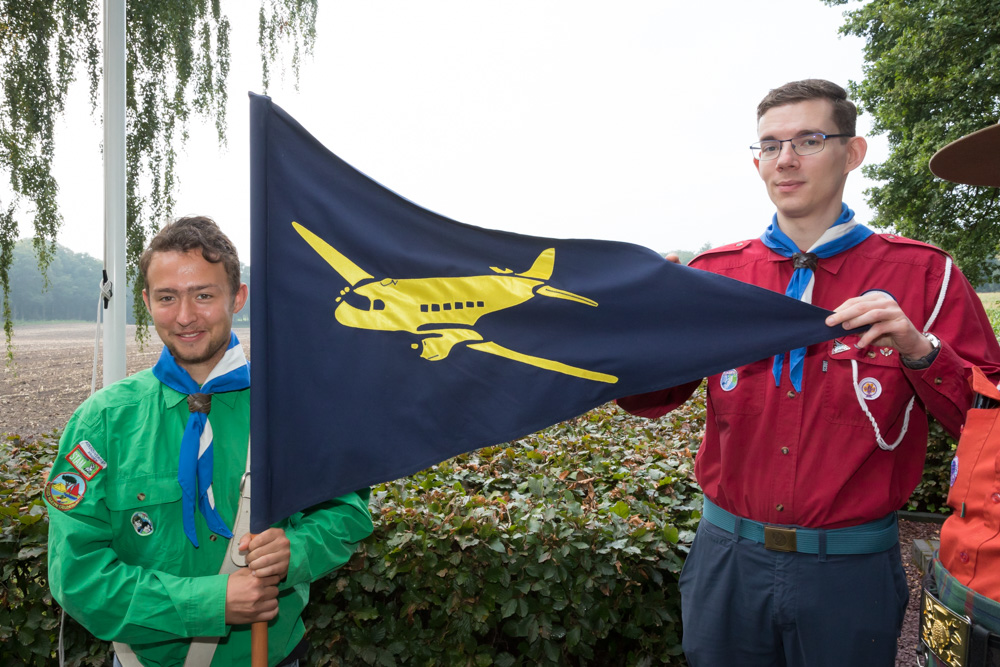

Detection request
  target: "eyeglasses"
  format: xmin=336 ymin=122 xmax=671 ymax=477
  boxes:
xmin=750 ymin=133 xmax=854 ymax=160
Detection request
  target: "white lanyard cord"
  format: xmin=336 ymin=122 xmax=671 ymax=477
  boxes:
xmin=851 ymin=256 xmax=952 ymax=451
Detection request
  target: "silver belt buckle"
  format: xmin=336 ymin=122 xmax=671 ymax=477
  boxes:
xmin=920 ymin=586 xmax=971 ymax=667
xmin=763 ymin=525 xmax=797 ymax=552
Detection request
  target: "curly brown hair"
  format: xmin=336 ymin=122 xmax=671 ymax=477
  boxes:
xmin=139 ymin=216 xmax=241 ymax=297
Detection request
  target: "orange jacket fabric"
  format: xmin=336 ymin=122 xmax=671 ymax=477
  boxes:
xmin=940 ymin=365 xmax=1000 ymax=601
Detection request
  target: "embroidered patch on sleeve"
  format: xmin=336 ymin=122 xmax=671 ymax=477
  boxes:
xmin=45 ymin=473 xmax=87 ymax=511
xmin=66 ymin=441 xmax=107 ymax=480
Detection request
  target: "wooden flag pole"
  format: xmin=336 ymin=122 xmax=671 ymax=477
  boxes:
xmin=247 ymin=528 xmax=268 ymax=666
xmin=251 ymin=620 xmax=268 ymax=667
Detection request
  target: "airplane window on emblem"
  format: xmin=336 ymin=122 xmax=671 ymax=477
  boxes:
xmin=443 ymin=303 xmax=452 ymax=311
xmin=342 ymin=290 xmax=371 ymax=311
xmin=477 ymin=301 xmax=485 ymax=308
xmin=373 ymin=300 xmax=385 ymax=311
xmin=466 ymin=301 xmax=475 ymax=308
xmin=454 ymin=302 xmax=463 ymax=310
xmin=420 ymin=305 xmax=429 ymax=312
xmin=431 ymin=304 xmax=441 ymax=312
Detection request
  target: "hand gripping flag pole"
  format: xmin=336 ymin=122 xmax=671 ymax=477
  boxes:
xmin=224 ymin=440 xmax=267 ymax=666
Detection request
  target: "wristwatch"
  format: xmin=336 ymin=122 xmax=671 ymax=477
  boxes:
xmin=901 ymin=333 xmax=941 ymax=370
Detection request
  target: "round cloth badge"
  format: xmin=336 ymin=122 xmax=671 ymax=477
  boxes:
xmin=859 ymin=377 xmax=883 ymax=401
xmin=45 ymin=472 xmax=87 ymax=511
xmin=131 ymin=511 xmax=155 ymax=536
xmin=720 ymin=369 xmax=738 ymax=392
xmin=950 ymin=456 xmax=959 ymax=487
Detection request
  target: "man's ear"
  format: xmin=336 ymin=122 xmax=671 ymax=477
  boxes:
xmin=141 ymin=289 xmax=151 ymax=313
xmin=845 ymin=136 xmax=867 ymax=173
xmin=232 ymin=283 xmax=249 ymax=314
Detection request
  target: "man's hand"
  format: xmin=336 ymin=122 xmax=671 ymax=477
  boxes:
xmin=238 ymin=528 xmax=291 ymax=580
xmin=825 ymin=292 xmax=933 ymax=360
xmin=224 ymin=567 xmax=281 ymax=625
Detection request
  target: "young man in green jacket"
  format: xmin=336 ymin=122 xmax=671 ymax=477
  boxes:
xmin=45 ymin=216 xmax=373 ymax=666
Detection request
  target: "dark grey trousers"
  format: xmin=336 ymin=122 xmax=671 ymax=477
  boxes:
xmin=679 ymin=518 xmax=908 ymax=667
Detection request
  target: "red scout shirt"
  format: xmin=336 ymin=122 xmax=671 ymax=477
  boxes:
xmin=619 ymin=233 xmax=1000 ymax=529
xmin=940 ymin=366 xmax=1000 ymax=600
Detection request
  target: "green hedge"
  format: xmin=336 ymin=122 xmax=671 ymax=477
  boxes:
xmin=0 ymin=387 xmax=967 ymax=666
xmin=304 ymin=400 xmax=706 ymax=666
xmin=906 ymin=419 xmax=956 ymax=515
xmin=1 ymin=399 xmax=706 ymax=666
xmin=0 ymin=432 xmax=108 ymax=666
xmin=0 ymin=379 xmax=967 ymax=665
xmin=8 ymin=304 xmax=998 ymax=663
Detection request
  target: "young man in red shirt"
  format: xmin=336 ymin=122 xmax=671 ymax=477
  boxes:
xmin=619 ymin=80 xmax=1000 ymax=666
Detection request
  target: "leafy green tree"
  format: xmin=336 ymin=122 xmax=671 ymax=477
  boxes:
xmin=824 ymin=0 xmax=1000 ymax=285
xmin=0 ymin=0 xmax=316 ymax=357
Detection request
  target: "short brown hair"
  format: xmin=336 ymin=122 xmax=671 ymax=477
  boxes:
xmin=139 ymin=216 xmax=241 ymax=297
xmin=757 ymin=79 xmax=857 ymax=136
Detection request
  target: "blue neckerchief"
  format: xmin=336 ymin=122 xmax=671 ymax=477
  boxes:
xmin=759 ymin=203 xmax=872 ymax=391
xmin=152 ymin=332 xmax=250 ymax=547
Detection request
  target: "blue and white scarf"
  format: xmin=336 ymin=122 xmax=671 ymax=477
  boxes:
xmin=152 ymin=333 xmax=250 ymax=547
xmin=760 ymin=203 xmax=872 ymax=391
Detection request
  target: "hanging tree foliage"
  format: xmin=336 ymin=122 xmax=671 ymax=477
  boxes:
xmin=0 ymin=0 xmax=317 ymax=357
xmin=824 ymin=0 xmax=1000 ymax=285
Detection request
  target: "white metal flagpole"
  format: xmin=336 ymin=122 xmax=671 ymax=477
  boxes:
xmin=102 ymin=0 xmax=126 ymax=385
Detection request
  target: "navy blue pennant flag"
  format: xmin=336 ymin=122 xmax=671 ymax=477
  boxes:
xmin=249 ymin=93 xmax=850 ymax=530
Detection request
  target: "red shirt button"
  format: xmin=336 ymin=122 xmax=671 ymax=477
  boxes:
xmin=992 ymin=493 xmax=1000 ymax=504
xmin=960 ymin=551 xmax=970 ymax=563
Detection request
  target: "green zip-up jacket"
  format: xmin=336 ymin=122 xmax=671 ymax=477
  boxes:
xmin=45 ymin=369 xmax=373 ymax=666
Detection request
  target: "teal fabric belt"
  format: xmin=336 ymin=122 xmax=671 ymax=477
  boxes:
xmin=702 ymin=498 xmax=899 ymax=555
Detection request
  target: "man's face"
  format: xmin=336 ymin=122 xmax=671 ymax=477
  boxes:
xmin=755 ymin=99 xmax=863 ymax=224
xmin=142 ymin=249 xmax=247 ymax=384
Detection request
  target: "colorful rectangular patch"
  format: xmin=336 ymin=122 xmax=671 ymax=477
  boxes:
xmin=66 ymin=441 xmax=107 ymax=480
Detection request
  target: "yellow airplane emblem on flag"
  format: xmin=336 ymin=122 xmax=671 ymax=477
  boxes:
xmin=292 ymin=222 xmax=618 ymax=384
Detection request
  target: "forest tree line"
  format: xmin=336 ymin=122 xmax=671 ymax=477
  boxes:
xmin=7 ymin=240 xmax=251 ymax=324
xmin=8 ymin=237 xmax=997 ymax=324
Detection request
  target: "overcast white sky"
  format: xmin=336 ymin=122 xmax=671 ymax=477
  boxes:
xmin=43 ymin=0 xmax=885 ymax=264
